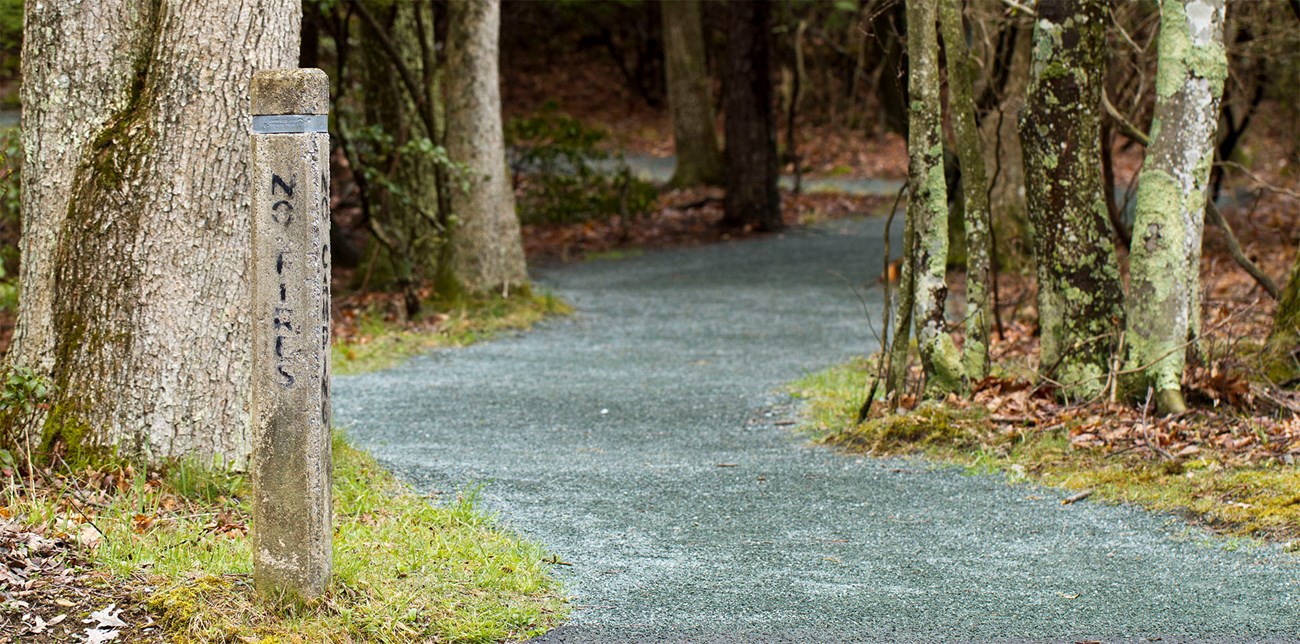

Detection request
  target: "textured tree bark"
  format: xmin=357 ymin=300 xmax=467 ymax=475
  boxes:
xmin=1019 ymin=0 xmax=1124 ymax=401
xmin=906 ymin=0 xmax=963 ymax=397
xmin=722 ymin=0 xmax=782 ymax=232
xmin=358 ymin=1 xmax=442 ymax=306
xmin=886 ymin=202 xmax=917 ymax=402
xmin=1126 ymin=0 xmax=1227 ymax=413
xmin=444 ymin=0 xmax=528 ymax=296
xmin=939 ymin=0 xmax=992 ymax=382
xmin=16 ymin=0 xmax=300 ymax=466
xmin=662 ymin=0 xmax=724 ymax=188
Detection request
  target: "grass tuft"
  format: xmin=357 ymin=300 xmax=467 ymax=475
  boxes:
xmin=333 ymin=290 xmax=572 ymax=375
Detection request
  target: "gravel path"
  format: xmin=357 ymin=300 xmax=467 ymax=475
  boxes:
xmin=333 ymin=216 xmax=1298 ymax=642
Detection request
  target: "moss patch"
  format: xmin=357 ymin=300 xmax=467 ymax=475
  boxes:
xmin=790 ymin=359 xmax=1300 ymax=542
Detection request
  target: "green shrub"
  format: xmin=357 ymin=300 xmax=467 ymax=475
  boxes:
xmin=506 ymin=103 xmax=656 ymax=225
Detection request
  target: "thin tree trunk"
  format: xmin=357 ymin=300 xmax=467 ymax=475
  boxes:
xmin=662 ymin=0 xmax=724 ymax=188
xmin=444 ymin=0 xmax=528 ymax=296
xmin=886 ymin=202 xmax=917 ymax=402
xmin=357 ymin=0 xmax=442 ymax=312
xmin=1266 ymin=248 xmax=1300 ymax=387
xmin=979 ymin=15 xmax=1032 ymax=269
xmin=1125 ymin=0 xmax=1228 ymax=413
xmin=15 ymin=0 xmax=300 ymax=466
xmin=939 ymin=0 xmax=992 ymax=382
xmin=722 ymin=0 xmax=782 ymax=232
xmin=1019 ymin=0 xmax=1125 ymax=401
xmin=906 ymin=0 xmax=963 ymax=397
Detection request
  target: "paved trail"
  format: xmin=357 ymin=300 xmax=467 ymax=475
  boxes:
xmin=333 ymin=217 xmax=1298 ymax=642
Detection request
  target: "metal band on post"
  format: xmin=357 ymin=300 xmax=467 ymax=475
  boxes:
xmin=249 ymin=68 xmax=332 ymax=602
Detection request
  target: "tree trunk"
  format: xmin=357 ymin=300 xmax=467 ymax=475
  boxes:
xmin=1019 ymin=0 xmax=1124 ymax=401
xmin=939 ymin=0 xmax=992 ymax=382
xmin=1266 ymin=248 xmax=1300 ymax=387
xmin=444 ymin=0 xmax=528 ymax=296
xmin=357 ymin=0 xmax=442 ymax=306
xmin=15 ymin=0 xmax=300 ymax=466
xmin=906 ymin=0 xmax=963 ymax=397
xmin=979 ymin=16 xmax=1032 ymax=268
xmin=722 ymin=0 xmax=782 ymax=232
xmin=662 ymin=0 xmax=724 ymax=188
xmin=1126 ymin=0 xmax=1228 ymax=413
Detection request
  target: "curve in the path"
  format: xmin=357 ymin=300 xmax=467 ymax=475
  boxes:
xmin=332 ymin=217 xmax=1298 ymax=642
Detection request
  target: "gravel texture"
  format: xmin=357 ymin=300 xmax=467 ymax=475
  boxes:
xmin=333 ymin=216 xmax=1299 ymax=642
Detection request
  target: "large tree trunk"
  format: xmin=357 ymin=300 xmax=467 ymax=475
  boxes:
xmin=662 ymin=0 xmax=724 ymax=188
xmin=357 ymin=0 xmax=442 ymax=308
xmin=443 ymin=0 xmax=528 ymax=296
xmin=1019 ymin=0 xmax=1124 ymax=401
xmin=906 ymin=0 xmax=962 ymax=397
xmin=939 ymin=0 xmax=992 ymax=382
xmin=15 ymin=0 xmax=300 ymax=466
xmin=722 ymin=0 xmax=782 ymax=232
xmin=1126 ymin=0 xmax=1227 ymax=413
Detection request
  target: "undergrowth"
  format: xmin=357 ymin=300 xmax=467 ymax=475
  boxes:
xmin=790 ymin=359 xmax=1300 ymax=544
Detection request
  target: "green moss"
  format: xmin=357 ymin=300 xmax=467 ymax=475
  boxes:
xmin=791 ymin=360 xmax=1300 ymax=541
xmin=1155 ymin=0 xmax=1227 ymax=100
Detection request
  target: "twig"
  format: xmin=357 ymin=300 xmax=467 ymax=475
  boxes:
xmin=999 ymin=0 xmax=1036 ymax=16
xmin=1102 ymin=89 xmax=1150 ymax=146
xmin=1139 ymin=388 xmax=1176 ymax=462
xmin=859 ymin=183 xmax=907 ymax=422
xmin=1217 ymin=160 xmax=1300 ymax=200
xmin=1205 ymin=199 xmax=1279 ymax=299
xmin=1061 ymin=489 xmax=1094 ymax=505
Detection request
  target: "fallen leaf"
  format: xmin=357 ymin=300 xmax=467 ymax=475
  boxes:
xmin=86 ymin=604 xmax=127 ymax=629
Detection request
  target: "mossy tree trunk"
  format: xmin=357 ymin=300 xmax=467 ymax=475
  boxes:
xmin=14 ymin=0 xmax=300 ymax=466
xmin=1265 ymin=249 xmax=1300 ymax=387
xmin=939 ymin=0 xmax=992 ymax=382
xmin=1125 ymin=0 xmax=1227 ymax=413
xmin=356 ymin=0 xmax=443 ymax=311
xmin=662 ymin=0 xmax=724 ymax=188
xmin=443 ymin=0 xmax=528 ymax=296
xmin=722 ymin=0 xmax=782 ymax=232
xmin=1018 ymin=0 xmax=1124 ymax=401
xmin=905 ymin=0 xmax=963 ymax=398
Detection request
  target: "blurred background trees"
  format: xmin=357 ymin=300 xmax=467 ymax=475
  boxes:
xmin=0 ymin=0 xmax=1296 ymax=461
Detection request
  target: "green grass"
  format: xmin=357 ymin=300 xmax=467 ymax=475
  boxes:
xmin=6 ymin=433 xmax=567 ymax=642
xmin=789 ymin=359 xmax=1300 ymax=542
xmin=333 ymin=290 xmax=572 ymax=375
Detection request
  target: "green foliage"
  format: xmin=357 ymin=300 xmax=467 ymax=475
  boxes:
xmin=506 ymin=104 xmax=656 ymax=225
xmin=0 ymin=126 xmax=20 ymax=312
xmin=0 ymin=365 xmax=54 ymax=462
xmin=0 ymin=0 xmax=19 ymax=89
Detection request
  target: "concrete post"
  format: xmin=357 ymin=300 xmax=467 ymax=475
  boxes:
xmin=249 ymin=68 xmax=332 ymax=601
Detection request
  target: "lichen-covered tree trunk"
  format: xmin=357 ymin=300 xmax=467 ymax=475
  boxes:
xmin=722 ymin=0 xmax=782 ymax=232
xmin=939 ymin=0 xmax=992 ymax=382
xmin=886 ymin=202 xmax=917 ymax=401
xmin=358 ymin=1 xmax=442 ymax=303
xmin=1266 ymin=249 xmax=1300 ymax=387
xmin=906 ymin=0 xmax=963 ymax=397
xmin=444 ymin=0 xmax=528 ymax=296
xmin=1018 ymin=0 xmax=1124 ymax=401
xmin=15 ymin=0 xmax=300 ymax=466
xmin=662 ymin=0 xmax=724 ymax=188
xmin=1126 ymin=0 xmax=1227 ymax=413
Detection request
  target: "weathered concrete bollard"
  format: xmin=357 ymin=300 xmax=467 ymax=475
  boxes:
xmin=249 ymin=69 xmax=332 ymax=602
